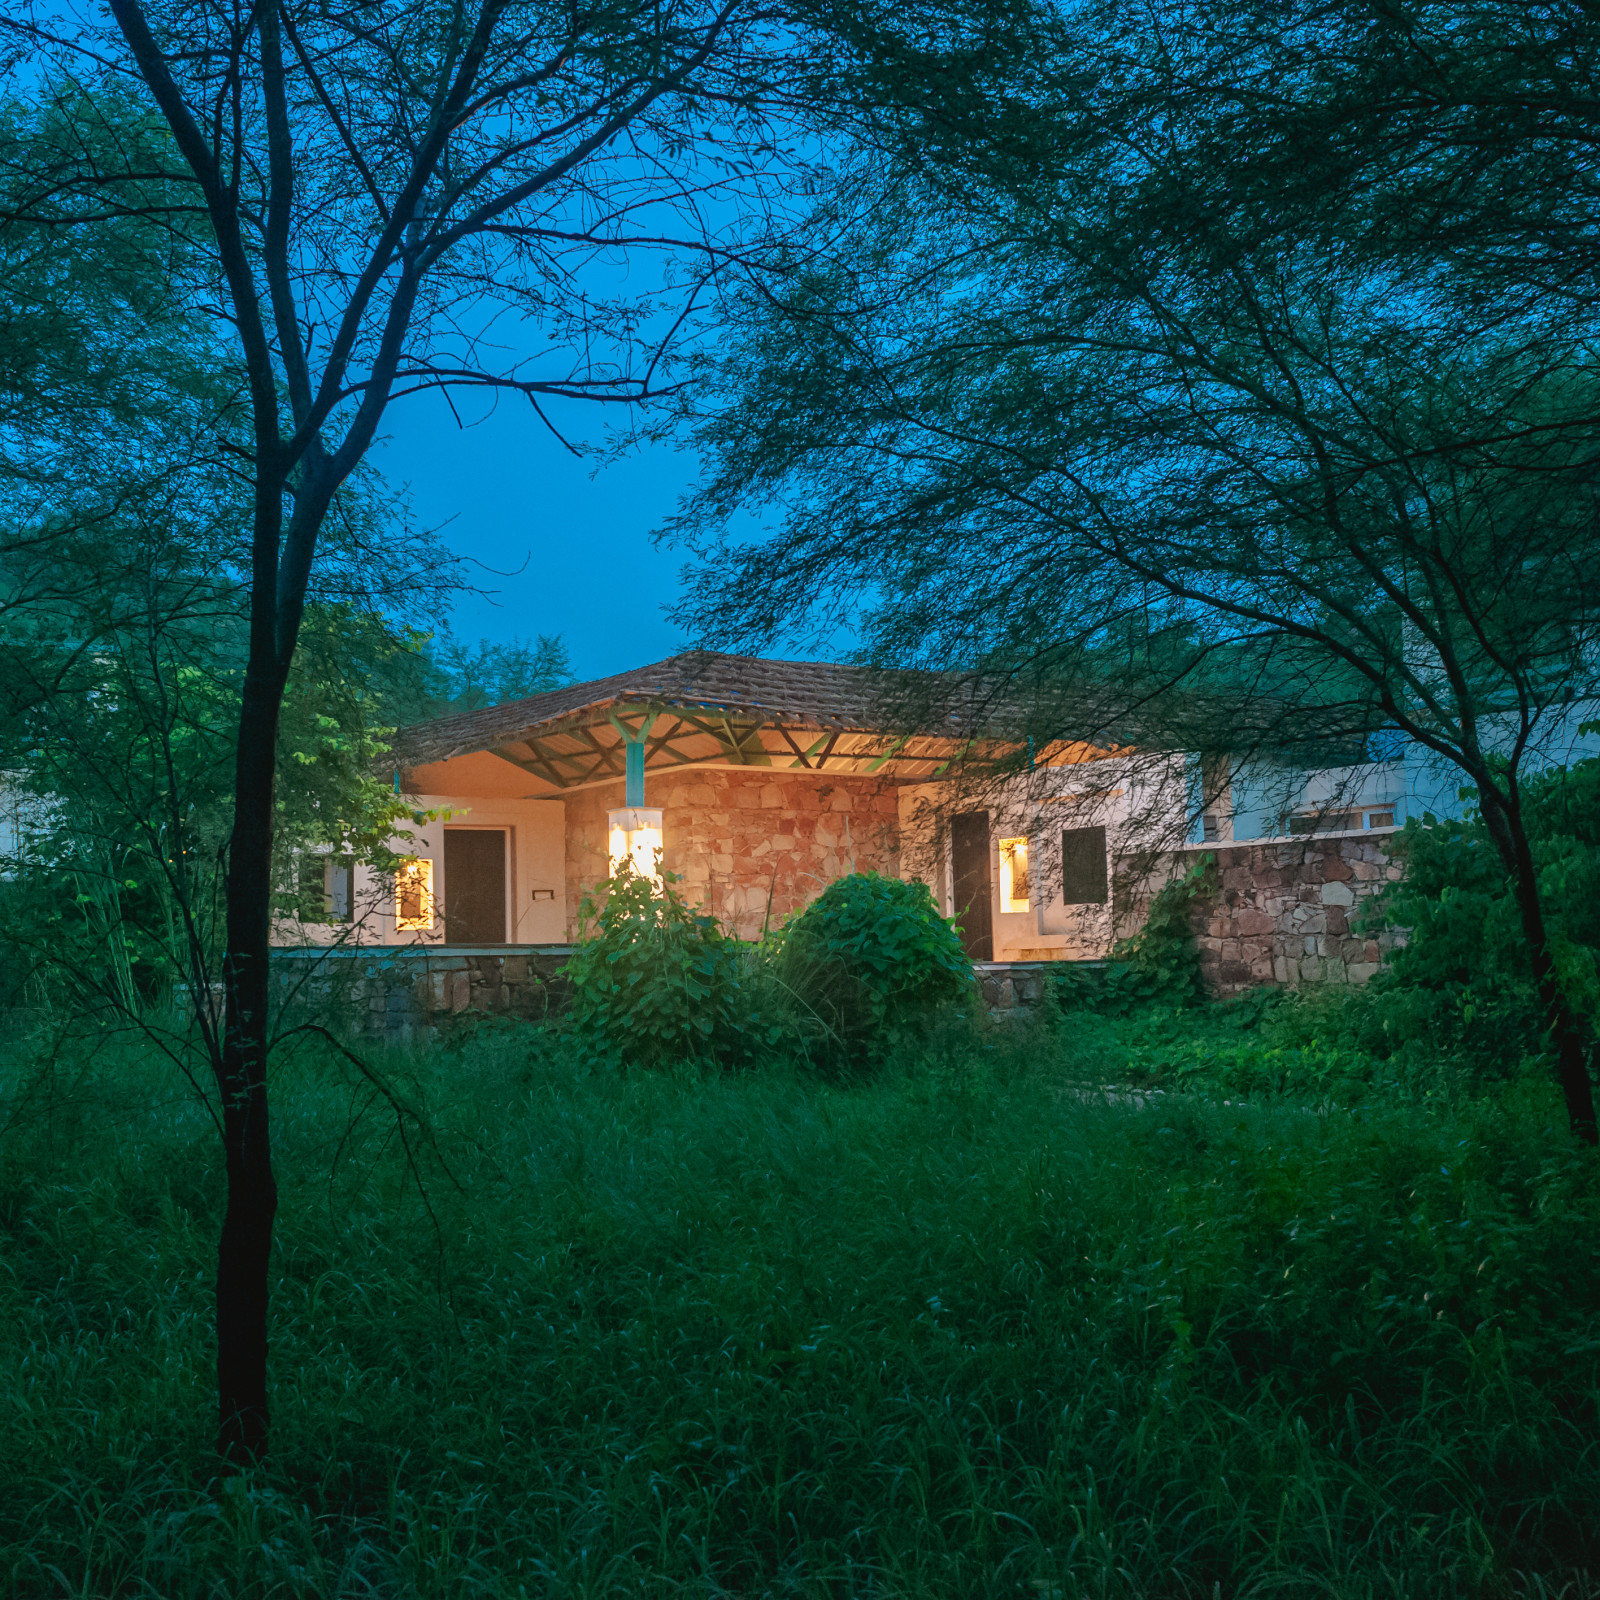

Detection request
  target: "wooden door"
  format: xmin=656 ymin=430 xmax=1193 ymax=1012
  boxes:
xmin=443 ymin=829 xmax=507 ymax=944
xmin=950 ymin=812 xmax=993 ymax=960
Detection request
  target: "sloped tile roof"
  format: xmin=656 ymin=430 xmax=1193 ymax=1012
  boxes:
xmin=393 ymin=650 xmax=936 ymax=767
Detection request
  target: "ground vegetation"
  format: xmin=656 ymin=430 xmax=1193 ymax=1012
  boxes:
xmin=0 ymin=1002 xmax=1595 ymax=1597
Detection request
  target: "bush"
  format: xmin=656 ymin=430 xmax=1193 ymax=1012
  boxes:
xmin=777 ymin=871 xmax=973 ymax=1072
xmin=565 ymin=866 xmax=783 ymax=1071
xmin=1054 ymin=853 xmax=1215 ymax=1017
xmin=1363 ymin=752 xmax=1600 ymax=1079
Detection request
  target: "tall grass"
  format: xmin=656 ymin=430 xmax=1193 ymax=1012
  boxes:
xmin=1 ymin=1018 xmax=1597 ymax=1597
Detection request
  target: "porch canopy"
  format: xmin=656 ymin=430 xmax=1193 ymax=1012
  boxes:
xmin=392 ymin=650 xmax=1113 ymax=796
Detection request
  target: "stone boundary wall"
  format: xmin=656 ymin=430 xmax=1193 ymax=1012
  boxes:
xmin=1120 ymin=833 xmax=1406 ymax=998
xmin=273 ymin=947 xmax=574 ymax=1043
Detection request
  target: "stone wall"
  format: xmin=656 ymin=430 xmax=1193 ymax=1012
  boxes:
xmin=273 ymin=947 xmax=573 ymax=1043
xmin=1182 ymin=834 xmax=1404 ymax=996
xmin=563 ymin=770 xmax=902 ymax=940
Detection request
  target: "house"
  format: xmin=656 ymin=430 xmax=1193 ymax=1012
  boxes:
xmin=281 ymin=650 xmax=1128 ymax=957
xmin=278 ymin=649 xmax=1600 ymax=1014
xmin=282 ymin=650 xmax=1162 ymax=966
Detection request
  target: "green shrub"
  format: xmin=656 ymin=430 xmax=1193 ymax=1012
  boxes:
xmin=565 ymin=866 xmax=783 ymax=1071
xmin=777 ymin=871 xmax=973 ymax=1071
xmin=1363 ymin=752 xmax=1600 ymax=1078
xmin=1058 ymin=852 xmax=1215 ymax=1016
xmin=1122 ymin=1019 xmax=1382 ymax=1103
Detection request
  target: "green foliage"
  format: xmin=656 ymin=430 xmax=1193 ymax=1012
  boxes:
xmin=1076 ymin=853 xmax=1215 ymax=1016
xmin=0 ymin=86 xmax=462 ymax=1012
xmin=1 ymin=1024 xmax=1597 ymax=1594
xmin=0 ymin=87 xmax=423 ymax=1016
xmin=566 ymin=866 xmax=783 ymax=1071
xmin=1366 ymin=755 xmax=1600 ymax=1075
xmin=376 ymin=630 xmax=574 ymax=726
xmin=777 ymin=870 xmax=973 ymax=1071
xmin=1091 ymin=992 xmax=1390 ymax=1106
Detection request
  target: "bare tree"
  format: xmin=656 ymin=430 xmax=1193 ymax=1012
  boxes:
xmin=4 ymin=0 xmax=801 ymax=1458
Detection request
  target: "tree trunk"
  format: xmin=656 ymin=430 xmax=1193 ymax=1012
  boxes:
xmin=215 ymin=661 xmax=284 ymax=1461
xmin=1479 ymin=787 xmax=1599 ymax=1145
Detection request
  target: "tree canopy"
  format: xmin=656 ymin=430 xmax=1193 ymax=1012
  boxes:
xmin=670 ymin=0 xmax=1600 ymax=1136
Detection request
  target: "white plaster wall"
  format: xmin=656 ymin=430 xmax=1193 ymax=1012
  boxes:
xmin=896 ymin=755 xmax=1190 ymax=961
xmin=286 ymin=794 xmax=566 ymax=946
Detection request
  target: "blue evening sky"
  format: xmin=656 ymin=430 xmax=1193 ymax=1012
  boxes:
xmin=376 ymin=388 xmax=702 ymax=683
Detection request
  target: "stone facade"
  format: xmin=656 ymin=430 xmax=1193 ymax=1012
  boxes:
xmin=274 ymin=948 xmax=574 ymax=1042
xmin=1180 ymin=834 xmax=1405 ymax=996
xmin=563 ymin=769 xmax=902 ymax=940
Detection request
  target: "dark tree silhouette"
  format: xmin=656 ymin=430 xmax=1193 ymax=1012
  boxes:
xmin=672 ymin=0 xmax=1600 ymax=1139
xmin=5 ymin=0 xmax=804 ymax=1459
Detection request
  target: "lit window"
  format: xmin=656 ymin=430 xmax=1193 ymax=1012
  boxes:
xmin=608 ymin=807 xmax=664 ymax=889
xmin=394 ymin=857 xmax=435 ymax=930
xmin=999 ymin=836 xmax=1030 ymax=912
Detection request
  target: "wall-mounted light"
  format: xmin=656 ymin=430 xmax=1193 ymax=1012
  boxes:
xmin=608 ymin=807 xmax=664 ymax=888
xmin=999 ymin=836 xmax=1030 ymax=913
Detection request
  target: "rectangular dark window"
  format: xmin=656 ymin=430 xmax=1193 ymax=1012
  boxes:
xmin=1060 ymin=826 xmax=1108 ymax=905
xmin=1287 ymin=809 xmax=1362 ymax=835
xmin=299 ymin=855 xmax=353 ymax=922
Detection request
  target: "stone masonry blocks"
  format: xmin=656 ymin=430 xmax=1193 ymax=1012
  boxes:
xmin=563 ymin=768 xmax=902 ymax=941
xmin=1135 ymin=833 xmax=1405 ymax=999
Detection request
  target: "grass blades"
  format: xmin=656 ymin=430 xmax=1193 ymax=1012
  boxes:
xmin=1 ymin=1020 xmax=1597 ymax=1597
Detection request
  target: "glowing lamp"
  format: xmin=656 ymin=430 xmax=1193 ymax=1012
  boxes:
xmin=608 ymin=807 xmax=664 ymax=887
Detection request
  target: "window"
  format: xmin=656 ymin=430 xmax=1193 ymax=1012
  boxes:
xmin=998 ymin=836 xmax=1030 ymax=912
xmin=1286 ymin=809 xmax=1362 ymax=836
xmin=394 ymin=857 xmax=435 ymax=931
xmin=1365 ymin=809 xmax=1395 ymax=829
xmin=1201 ymin=813 xmax=1221 ymax=843
xmin=1060 ymin=826 xmax=1108 ymax=905
xmin=298 ymin=855 xmax=353 ymax=923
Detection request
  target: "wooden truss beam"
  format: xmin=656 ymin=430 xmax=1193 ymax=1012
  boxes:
xmin=482 ymin=707 xmax=955 ymax=791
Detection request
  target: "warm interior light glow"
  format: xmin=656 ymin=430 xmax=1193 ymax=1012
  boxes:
xmin=394 ymin=857 xmax=435 ymax=930
xmin=999 ymin=836 xmax=1030 ymax=912
xmin=608 ymin=807 xmax=664 ymax=888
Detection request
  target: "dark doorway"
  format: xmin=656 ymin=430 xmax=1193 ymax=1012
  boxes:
xmin=444 ymin=829 xmax=507 ymax=944
xmin=950 ymin=812 xmax=993 ymax=960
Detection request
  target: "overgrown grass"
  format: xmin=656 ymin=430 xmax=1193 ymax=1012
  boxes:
xmin=1 ymin=1010 xmax=1598 ymax=1597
